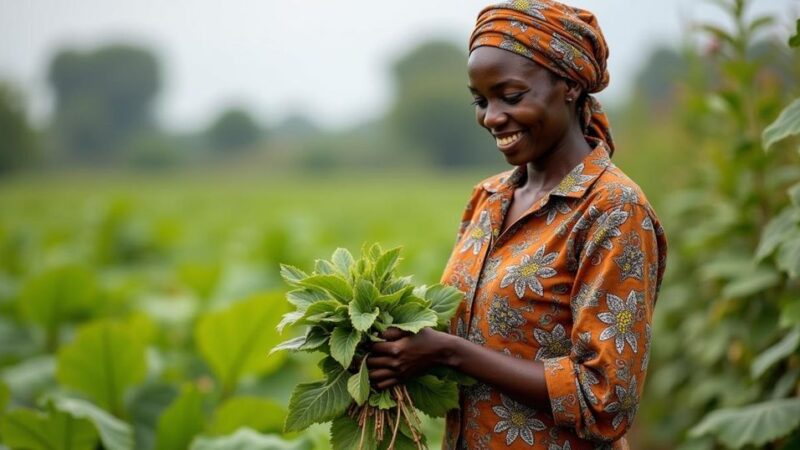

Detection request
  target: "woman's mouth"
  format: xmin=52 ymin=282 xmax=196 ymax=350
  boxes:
xmin=496 ymin=131 xmax=524 ymax=150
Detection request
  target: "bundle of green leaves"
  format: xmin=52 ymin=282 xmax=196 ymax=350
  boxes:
xmin=270 ymin=244 xmax=465 ymax=450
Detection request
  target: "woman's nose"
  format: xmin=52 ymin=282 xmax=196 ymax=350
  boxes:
xmin=482 ymin=102 xmax=507 ymax=129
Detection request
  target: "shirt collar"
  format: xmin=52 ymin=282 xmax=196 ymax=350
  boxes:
xmin=481 ymin=139 xmax=612 ymax=200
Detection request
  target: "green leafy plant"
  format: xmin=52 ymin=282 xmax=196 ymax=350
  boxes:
xmin=271 ymin=244 xmax=464 ymax=450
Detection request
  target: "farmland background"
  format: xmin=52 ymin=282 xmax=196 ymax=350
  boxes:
xmin=1 ymin=0 xmax=800 ymax=449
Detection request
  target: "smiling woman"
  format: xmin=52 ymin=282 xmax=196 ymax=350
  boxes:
xmin=366 ymin=1 xmax=668 ymax=449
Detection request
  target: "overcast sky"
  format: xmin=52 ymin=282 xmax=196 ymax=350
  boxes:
xmin=0 ymin=0 xmax=796 ymax=131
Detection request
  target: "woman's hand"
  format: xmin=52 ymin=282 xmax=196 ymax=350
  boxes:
xmin=366 ymin=327 xmax=451 ymax=390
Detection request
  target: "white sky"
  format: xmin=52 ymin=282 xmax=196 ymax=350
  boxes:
xmin=0 ymin=0 xmax=796 ymax=131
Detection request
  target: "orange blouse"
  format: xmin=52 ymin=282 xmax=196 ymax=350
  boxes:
xmin=440 ymin=141 xmax=667 ymax=449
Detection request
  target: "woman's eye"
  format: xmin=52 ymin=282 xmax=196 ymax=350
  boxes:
xmin=503 ymin=93 xmax=524 ymax=104
xmin=471 ymin=98 xmax=487 ymax=108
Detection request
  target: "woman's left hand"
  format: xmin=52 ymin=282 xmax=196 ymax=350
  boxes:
xmin=366 ymin=327 xmax=451 ymax=390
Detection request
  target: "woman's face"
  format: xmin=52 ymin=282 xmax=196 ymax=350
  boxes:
xmin=467 ymin=46 xmax=576 ymax=166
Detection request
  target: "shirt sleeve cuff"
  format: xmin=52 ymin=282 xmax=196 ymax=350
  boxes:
xmin=543 ymin=356 xmax=581 ymax=429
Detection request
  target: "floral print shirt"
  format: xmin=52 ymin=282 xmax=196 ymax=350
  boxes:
xmin=440 ymin=141 xmax=667 ymax=449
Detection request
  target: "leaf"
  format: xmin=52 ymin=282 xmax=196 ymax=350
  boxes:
xmin=54 ymin=397 xmax=135 ymax=450
xmin=0 ymin=406 xmax=98 ymax=450
xmin=56 ymin=320 xmax=147 ymax=415
xmin=299 ymin=326 xmax=329 ymax=351
xmin=284 ymin=366 xmax=351 ymax=432
xmin=752 ymin=327 xmax=800 ymax=378
xmin=269 ymin=335 xmax=308 ymax=355
xmin=424 ymin=284 xmax=463 ymax=328
xmin=276 ymin=311 xmax=304 ymax=334
xmin=19 ymin=265 xmax=98 ymax=348
xmin=389 ymin=303 xmax=438 ymax=333
xmin=280 ymin=264 xmax=308 ymax=286
xmin=329 ymin=327 xmax=361 ymax=368
xmin=191 ymin=428 xmax=313 ymax=450
xmin=286 ymin=289 xmax=328 ymax=310
xmin=790 ymin=18 xmax=800 ymax=48
xmin=689 ymin=398 xmax=800 ymax=448
xmin=756 ymin=207 xmax=800 ymax=260
xmin=207 ymin=396 xmax=285 ymax=436
xmin=373 ymin=247 xmax=401 ymax=285
xmin=721 ymin=269 xmax=781 ymax=299
xmin=2 ymin=355 xmax=56 ymax=404
xmin=776 ymin=238 xmax=800 ymax=279
xmin=349 ymin=280 xmax=380 ymax=332
xmin=300 ymin=300 xmax=341 ymax=322
xmin=347 ymin=357 xmax=370 ymax=406
xmin=369 ymin=390 xmax=396 ymax=410
xmin=299 ymin=275 xmax=353 ymax=303
xmin=764 ymin=98 xmax=800 ymax=151
xmin=405 ymin=375 xmax=459 ymax=417
xmin=330 ymin=415 xmax=376 ymax=450
xmin=195 ymin=292 xmax=288 ymax=396
xmin=375 ymin=286 xmax=413 ymax=309
xmin=154 ymin=385 xmax=205 ymax=450
xmin=126 ymin=383 xmax=178 ymax=450
xmin=331 ymin=248 xmax=355 ymax=277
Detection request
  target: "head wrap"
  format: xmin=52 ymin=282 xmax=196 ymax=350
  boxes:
xmin=469 ymin=0 xmax=614 ymax=155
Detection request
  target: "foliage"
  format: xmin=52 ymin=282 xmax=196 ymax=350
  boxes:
xmin=47 ymin=44 xmax=161 ymax=161
xmin=0 ymin=81 xmax=38 ymax=175
xmin=206 ymin=107 xmax=262 ymax=153
xmin=272 ymin=245 xmax=464 ymax=449
xmin=642 ymin=3 xmax=800 ymax=448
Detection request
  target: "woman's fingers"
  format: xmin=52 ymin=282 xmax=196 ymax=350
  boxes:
xmin=366 ymin=356 xmax=397 ymax=369
xmin=381 ymin=327 xmax=411 ymax=341
xmin=368 ymin=368 xmax=396 ymax=382
xmin=376 ymin=378 xmax=400 ymax=390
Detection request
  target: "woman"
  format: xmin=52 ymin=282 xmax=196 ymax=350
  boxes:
xmin=367 ymin=1 xmax=667 ymax=449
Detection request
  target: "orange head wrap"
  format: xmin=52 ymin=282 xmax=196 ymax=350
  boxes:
xmin=469 ymin=0 xmax=614 ymax=155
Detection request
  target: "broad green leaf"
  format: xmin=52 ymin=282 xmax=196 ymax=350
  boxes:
xmin=154 ymin=385 xmax=205 ymax=450
xmin=764 ymin=98 xmax=800 ymax=151
xmin=56 ymin=320 xmax=147 ymax=415
xmin=276 ymin=311 xmax=304 ymax=334
xmin=207 ymin=396 xmax=285 ymax=436
xmin=19 ymin=265 xmax=97 ymax=349
xmin=299 ymin=326 xmax=329 ymax=352
xmin=126 ymin=383 xmax=178 ymax=450
xmin=777 ymin=238 xmax=800 ymax=278
xmin=2 ymin=355 xmax=55 ymax=404
xmin=721 ymin=269 xmax=781 ymax=299
xmin=280 ymin=264 xmax=308 ymax=286
xmin=781 ymin=299 xmax=800 ymax=327
xmin=329 ymin=327 xmax=361 ymax=368
xmin=369 ymin=390 xmax=396 ymax=410
xmin=375 ymin=286 xmax=413 ymax=309
xmin=300 ymin=275 xmax=353 ymax=303
xmin=330 ymin=414 xmax=377 ymax=450
xmin=349 ymin=280 xmax=380 ymax=332
xmin=191 ymin=428 xmax=313 ymax=450
xmin=178 ymin=261 xmax=222 ymax=300
xmin=347 ymin=357 xmax=370 ymax=406
xmin=195 ymin=292 xmax=288 ymax=396
xmin=286 ymin=289 xmax=328 ymax=310
xmin=752 ymin=327 xmax=800 ymax=378
xmin=269 ymin=335 xmax=308 ymax=355
xmin=331 ymin=248 xmax=355 ymax=277
xmin=424 ymin=284 xmax=463 ymax=328
xmin=389 ymin=303 xmax=438 ymax=333
xmin=772 ymin=367 xmax=800 ymax=399
xmin=384 ymin=276 xmax=414 ymax=295
xmin=54 ymin=397 xmax=134 ymax=450
xmin=315 ymin=259 xmax=337 ymax=275
xmin=0 ymin=406 xmax=98 ymax=450
xmin=284 ymin=366 xmax=351 ymax=432
xmin=300 ymin=300 xmax=340 ymax=323
xmin=689 ymin=398 xmax=800 ymax=448
xmin=405 ymin=375 xmax=459 ymax=418
xmin=373 ymin=247 xmax=401 ymax=285
xmin=756 ymin=208 xmax=800 ymax=260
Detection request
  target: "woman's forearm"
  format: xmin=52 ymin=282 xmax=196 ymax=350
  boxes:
xmin=438 ymin=332 xmax=551 ymax=411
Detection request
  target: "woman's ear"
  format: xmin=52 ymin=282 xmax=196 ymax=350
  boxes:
xmin=562 ymin=78 xmax=582 ymax=104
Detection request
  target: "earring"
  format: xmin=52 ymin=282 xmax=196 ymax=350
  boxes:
xmin=566 ymin=97 xmax=573 ymax=103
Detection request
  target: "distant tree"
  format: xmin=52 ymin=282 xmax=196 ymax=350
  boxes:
xmin=47 ymin=44 xmax=161 ymax=162
xmin=388 ymin=40 xmax=494 ymax=167
xmin=0 ymin=82 xmax=38 ymax=174
xmin=206 ymin=107 xmax=261 ymax=152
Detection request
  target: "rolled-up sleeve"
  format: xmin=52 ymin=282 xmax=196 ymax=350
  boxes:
xmin=544 ymin=201 xmax=667 ymax=442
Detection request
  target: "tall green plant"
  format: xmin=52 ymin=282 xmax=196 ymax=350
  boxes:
xmin=644 ymin=3 xmax=800 ymax=448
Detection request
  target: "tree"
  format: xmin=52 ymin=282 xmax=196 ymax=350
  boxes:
xmin=388 ymin=40 xmax=495 ymax=168
xmin=0 ymin=82 xmax=38 ymax=174
xmin=47 ymin=44 xmax=161 ymax=162
xmin=205 ymin=107 xmax=261 ymax=152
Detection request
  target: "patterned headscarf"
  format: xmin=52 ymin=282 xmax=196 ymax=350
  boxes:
xmin=469 ymin=0 xmax=615 ymax=155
